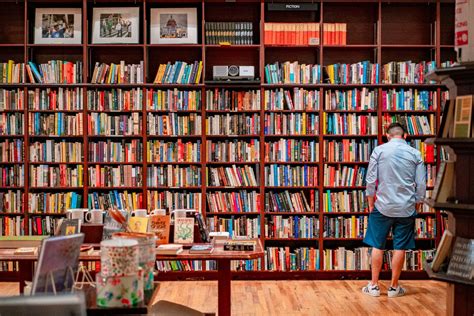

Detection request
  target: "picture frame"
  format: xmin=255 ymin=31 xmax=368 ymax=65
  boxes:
xmin=150 ymin=8 xmax=198 ymax=44
xmin=92 ymin=7 xmax=140 ymax=44
xmin=34 ymin=8 xmax=82 ymax=44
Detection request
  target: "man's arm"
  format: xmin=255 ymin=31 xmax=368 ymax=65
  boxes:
xmin=365 ymin=149 xmax=379 ymax=212
xmin=415 ymin=153 xmax=426 ymax=211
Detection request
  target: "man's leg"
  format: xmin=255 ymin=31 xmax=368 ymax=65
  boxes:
xmin=390 ymin=249 xmax=405 ymax=288
xmin=371 ymin=247 xmax=384 ymax=286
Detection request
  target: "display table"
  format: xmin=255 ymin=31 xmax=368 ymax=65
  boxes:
xmin=0 ymin=240 xmax=264 ymax=316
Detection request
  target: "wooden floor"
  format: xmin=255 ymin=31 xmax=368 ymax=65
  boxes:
xmin=0 ymin=280 xmax=446 ymax=315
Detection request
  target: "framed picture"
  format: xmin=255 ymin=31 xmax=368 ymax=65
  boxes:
xmin=150 ymin=8 xmax=198 ymax=44
xmin=92 ymin=7 xmax=140 ymax=44
xmin=34 ymin=8 xmax=82 ymax=44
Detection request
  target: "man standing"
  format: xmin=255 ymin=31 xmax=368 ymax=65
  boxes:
xmin=362 ymin=122 xmax=426 ymax=298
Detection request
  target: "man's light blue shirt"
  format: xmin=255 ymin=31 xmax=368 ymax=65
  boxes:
xmin=365 ymin=138 xmax=426 ymax=217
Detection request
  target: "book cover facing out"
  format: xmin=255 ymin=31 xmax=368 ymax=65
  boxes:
xmin=149 ymin=215 xmax=170 ymax=244
xmin=447 ymin=237 xmax=474 ymax=280
xmin=453 ymin=95 xmax=473 ymax=137
xmin=128 ymin=217 xmax=149 ymax=233
xmin=174 ymin=217 xmax=194 ymax=244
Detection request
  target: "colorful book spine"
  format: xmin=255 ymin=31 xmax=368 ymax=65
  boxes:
xmin=322 ymin=23 xmax=347 ymax=45
xmin=91 ymin=61 xmax=143 ymax=84
xmin=88 ymin=165 xmax=142 ymax=187
xmin=156 ymin=260 xmax=204 ymax=272
xmin=265 ymin=247 xmax=320 ymax=271
xmin=0 ymin=89 xmax=24 ymax=110
xmin=153 ymin=61 xmax=202 ymax=84
xmin=88 ymin=113 xmax=141 ymax=136
xmin=147 ymin=89 xmax=201 ymax=111
xmin=264 ymin=113 xmax=319 ymax=135
xmin=382 ymin=114 xmax=435 ymax=135
xmin=265 ymin=165 xmax=318 ymax=187
xmin=264 ymin=88 xmax=320 ymax=111
xmin=0 ymin=216 xmax=25 ymax=236
xmin=323 ymin=190 xmax=367 ymax=213
xmin=0 ymin=61 xmax=26 ymax=84
xmin=30 ymin=140 xmax=82 ymax=163
xmin=147 ymin=113 xmax=201 ymax=136
xmin=147 ymin=140 xmax=199 ymax=163
xmin=0 ymin=190 xmax=23 ymax=213
xmin=264 ymin=62 xmax=322 ymax=84
xmin=207 ymin=139 xmax=259 ymax=162
xmin=28 ymin=216 xmax=60 ymax=236
xmin=147 ymin=191 xmax=202 ymax=212
xmin=206 ymin=114 xmax=259 ymax=135
xmin=87 ymin=190 xmax=143 ymax=210
xmin=264 ymin=23 xmax=320 ymax=46
xmin=265 ymin=190 xmax=318 ymax=213
xmin=147 ymin=165 xmax=201 ymax=187
xmin=206 ymin=22 xmax=254 ymax=45
xmin=30 ymin=165 xmax=83 ymax=188
xmin=27 ymin=60 xmax=83 ymax=84
xmin=0 ymin=165 xmax=24 ymax=187
xmin=324 ymin=89 xmax=377 ymax=111
xmin=0 ymin=113 xmax=24 ymax=135
xmin=28 ymin=88 xmax=83 ymax=111
xmin=0 ymin=140 xmax=24 ymax=162
xmin=323 ymin=139 xmax=377 ymax=162
xmin=206 ymin=89 xmax=260 ymax=111
xmin=323 ymin=113 xmax=378 ymax=135
xmin=29 ymin=113 xmax=82 ymax=136
xmin=323 ymin=165 xmax=367 ymax=187
xmin=88 ymin=88 xmax=143 ymax=111
xmin=29 ymin=192 xmax=83 ymax=214
xmin=324 ymin=215 xmax=368 ymax=238
xmin=207 ymin=190 xmax=259 ymax=213
xmin=325 ymin=61 xmax=379 ymax=84
xmin=89 ymin=140 xmax=142 ymax=163
xmin=382 ymin=60 xmax=437 ymax=84
xmin=265 ymin=215 xmax=319 ymax=238
xmin=382 ymin=89 xmax=436 ymax=111
xmin=206 ymin=215 xmax=260 ymax=238
xmin=207 ymin=165 xmax=258 ymax=187
xmin=265 ymin=139 xmax=319 ymax=162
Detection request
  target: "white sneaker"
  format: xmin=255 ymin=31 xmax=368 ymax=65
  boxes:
xmin=362 ymin=283 xmax=380 ymax=297
xmin=388 ymin=286 xmax=406 ymax=298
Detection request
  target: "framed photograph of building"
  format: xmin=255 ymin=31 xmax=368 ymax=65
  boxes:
xmin=150 ymin=8 xmax=198 ymax=44
xmin=92 ymin=7 xmax=140 ymax=44
xmin=34 ymin=8 xmax=82 ymax=44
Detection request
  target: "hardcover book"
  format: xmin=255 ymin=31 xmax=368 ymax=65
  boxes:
xmin=447 ymin=237 xmax=474 ymax=280
xmin=55 ymin=219 xmax=81 ymax=236
xmin=128 ymin=216 xmax=149 ymax=233
xmin=173 ymin=217 xmax=194 ymax=244
xmin=149 ymin=215 xmax=170 ymax=245
xmin=189 ymin=244 xmax=214 ymax=254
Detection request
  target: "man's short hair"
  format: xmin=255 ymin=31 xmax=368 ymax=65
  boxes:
xmin=386 ymin=122 xmax=406 ymax=136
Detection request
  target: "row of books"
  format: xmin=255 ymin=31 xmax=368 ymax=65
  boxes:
xmin=264 ymin=113 xmax=319 ymax=135
xmin=28 ymin=113 xmax=82 ymax=136
xmin=147 ymin=191 xmax=201 ymax=212
xmin=89 ymin=165 xmax=142 ymax=187
xmin=206 ymin=114 xmax=259 ymax=135
xmin=206 ymin=89 xmax=260 ymax=111
xmin=0 ymin=190 xmax=22 ymax=213
xmin=207 ymin=165 xmax=258 ymax=187
xmin=0 ymin=139 xmax=23 ymax=162
xmin=0 ymin=216 xmax=24 ymax=236
xmin=323 ymin=190 xmax=367 ymax=213
xmin=88 ymin=190 xmax=143 ymax=211
xmin=323 ymin=139 xmax=377 ymax=163
xmin=207 ymin=139 xmax=259 ymax=163
xmin=265 ymin=139 xmax=319 ymax=162
xmin=29 ymin=216 xmax=58 ymax=236
xmin=382 ymin=114 xmax=434 ymax=135
xmin=29 ymin=165 xmax=83 ymax=187
xmin=89 ymin=140 xmax=142 ymax=163
xmin=426 ymin=165 xmax=436 ymax=187
xmin=323 ymin=247 xmax=435 ymax=271
xmin=265 ymin=62 xmax=322 ymax=84
xmin=326 ymin=61 xmax=378 ymax=85
xmin=415 ymin=217 xmax=436 ymax=238
xmin=0 ymin=166 xmax=24 ymax=187
xmin=323 ymin=113 xmax=378 ymax=135
xmin=264 ymin=23 xmax=320 ymax=46
xmin=381 ymin=89 xmax=436 ymax=111
xmin=265 ymin=165 xmax=318 ymax=187
xmin=29 ymin=192 xmax=83 ymax=214
xmin=0 ymin=61 xmax=26 ymax=84
xmin=205 ymin=22 xmax=254 ymax=45
xmin=89 ymin=112 xmax=141 ymax=136
xmin=0 ymin=89 xmax=24 ymax=110
xmin=147 ymin=113 xmax=201 ymax=136
xmin=323 ymin=216 xmax=368 ymax=238
xmin=27 ymin=61 xmax=82 ymax=84
xmin=408 ymin=140 xmax=436 ymax=163
xmin=29 ymin=88 xmax=83 ymax=111
xmin=324 ymin=89 xmax=377 ymax=111
xmin=88 ymin=89 xmax=143 ymax=111
xmin=147 ymin=89 xmax=201 ymax=111
xmin=206 ymin=190 xmax=259 ymax=213
xmin=323 ymin=165 xmax=367 ymax=187
xmin=153 ymin=61 xmax=203 ymax=85
xmin=322 ymin=23 xmax=347 ymax=45
xmin=147 ymin=165 xmax=201 ymax=187
xmin=265 ymin=247 xmax=320 ymax=271
xmin=265 ymin=190 xmax=318 ymax=213
xmin=148 ymin=140 xmax=200 ymax=163
xmin=0 ymin=113 xmax=23 ymax=135
xmin=91 ymin=61 xmax=144 ymax=84
xmin=30 ymin=140 xmax=83 ymax=163
xmin=265 ymin=215 xmax=319 ymax=238
xmin=0 ymin=261 xmax=19 ymax=272
xmin=382 ymin=61 xmax=436 ymax=84
xmin=206 ymin=216 xmax=260 ymax=238
xmin=264 ymin=88 xmax=320 ymax=111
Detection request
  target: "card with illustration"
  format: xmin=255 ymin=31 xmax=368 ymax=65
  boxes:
xmin=173 ymin=217 xmax=194 ymax=244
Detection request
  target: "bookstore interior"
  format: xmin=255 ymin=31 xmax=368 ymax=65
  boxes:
xmin=0 ymin=0 xmax=473 ymax=315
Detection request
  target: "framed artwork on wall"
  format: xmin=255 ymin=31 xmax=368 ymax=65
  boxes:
xmin=34 ymin=8 xmax=82 ymax=44
xmin=92 ymin=7 xmax=140 ymax=44
xmin=150 ymin=7 xmax=198 ymax=44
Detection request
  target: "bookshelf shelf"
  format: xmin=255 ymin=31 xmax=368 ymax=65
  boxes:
xmin=323 ymin=161 xmax=368 ymax=165
xmin=29 ymin=110 xmax=83 ymax=113
xmin=0 ymin=213 xmax=24 ymax=216
xmin=0 ymin=0 xmax=454 ymax=280
xmin=324 ymin=110 xmax=377 ymax=113
xmin=381 ymin=110 xmax=437 ymax=114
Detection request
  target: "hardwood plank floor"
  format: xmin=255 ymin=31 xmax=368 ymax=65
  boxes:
xmin=0 ymin=280 xmax=446 ymax=315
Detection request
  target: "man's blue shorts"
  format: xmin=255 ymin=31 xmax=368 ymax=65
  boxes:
xmin=363 ymin=207 xmax=416 ymax=250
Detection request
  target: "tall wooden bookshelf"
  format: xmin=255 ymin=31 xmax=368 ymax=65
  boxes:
xmin=0 ymin=0 xmax=455 ymax=280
